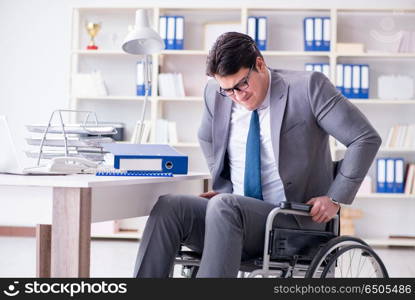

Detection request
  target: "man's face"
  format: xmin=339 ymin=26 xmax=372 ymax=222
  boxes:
xmin=214 ymin=57 xmax=269 ymax=111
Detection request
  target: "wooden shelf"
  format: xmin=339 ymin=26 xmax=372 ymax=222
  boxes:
xmin=335 ymin=146 xmax=415 ymax=152
xmin=355 ymin=193 xmax=415 ymax=200
xmin=336 ymin=52 xmax=415 ymax=58
xmin=262 ymin=50 xmax=331 ymax=57
xmin=73 ymin=50 xmax=127 ymax=56
xmin=72 ymin=49 xmax=415 ymax=59
xmin=160 ymin=50 xmax=208 ymax=55
xmin=170 ymin=142 xmax=200 ymax=148
xmin=157 ymin=96 xmax=203 ymax=102
xmin=363 ymin=238 xmax=415 ymax=247
xmin=350 ymin=99 xmax=415 ymax=104
xmin=75 ymin=96 xmax=145 ymax=101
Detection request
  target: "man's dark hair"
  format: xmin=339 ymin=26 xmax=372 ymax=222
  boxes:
xmin=206 ymin=32 xmax=263 ymax=77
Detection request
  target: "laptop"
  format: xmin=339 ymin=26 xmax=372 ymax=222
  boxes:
xmin=0 ymin=116 xmax=66 ymax=175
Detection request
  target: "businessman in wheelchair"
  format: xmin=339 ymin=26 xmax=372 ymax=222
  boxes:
xmin=133 ymin=32 xmax=388 ymax=278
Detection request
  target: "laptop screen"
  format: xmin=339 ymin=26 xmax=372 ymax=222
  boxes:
xmin=0 ymin=116 xmax=22 ymax=172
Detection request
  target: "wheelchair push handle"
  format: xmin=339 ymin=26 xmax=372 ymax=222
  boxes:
xmin=279 ymin=201 xmax=312 ymax=213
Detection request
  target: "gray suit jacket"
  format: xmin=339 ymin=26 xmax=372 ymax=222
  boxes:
xmin=198 ymin=69 xmax=381 ymax=229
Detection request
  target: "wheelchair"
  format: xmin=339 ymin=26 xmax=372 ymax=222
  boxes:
xmin=172 ymin=201 xmax=388 ymax=278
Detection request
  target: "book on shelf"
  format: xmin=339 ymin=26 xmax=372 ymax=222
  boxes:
xmin=158 ymin=73 xmax=185 ymax=98
xmin=395 ymin=31 xmax=415 ymax=53
xmin=131 ymin=120 xmax=151 ymax=144
xmin=385 ymin=124 xmax=415 ymax=148
xmin=155 ymin=119 xmax=179 ymax=144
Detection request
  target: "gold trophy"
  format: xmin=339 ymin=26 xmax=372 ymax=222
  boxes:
xmin=85 ymin=22 xmax=101 ymax=50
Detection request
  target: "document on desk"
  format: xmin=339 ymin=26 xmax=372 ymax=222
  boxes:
xmin=102 ymin=143 xmax=188 ymax=174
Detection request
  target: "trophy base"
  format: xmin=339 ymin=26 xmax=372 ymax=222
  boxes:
xmin=87 ymin=45 xmax=98 ymax=50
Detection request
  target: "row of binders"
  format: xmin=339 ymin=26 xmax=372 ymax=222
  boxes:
xmin=303 ymin=17 xmax=331 ymax=51
xmin=247 ymin=16 xmax=267 ymax=51
xmin=385 ymin=124 xmax=415 ymax=148
xmin=336 ymin=64 xmax=369 ymax=99
xmin=376 ymin=158 xmax=404 ymax=193
xmin=305 ymin=63 xmax=330 ymax=78
xmin=159 ymin=16 xmax=184 ymax=50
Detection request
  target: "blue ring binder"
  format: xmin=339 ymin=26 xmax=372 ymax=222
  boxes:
xmin=96 ymin=170 xmax=173 ymax=177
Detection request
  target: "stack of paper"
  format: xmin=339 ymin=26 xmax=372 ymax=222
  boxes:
xmin=25 ymin=123 xmax=117 ymax=162
xmin=385 ymin=124 xmax=415 ymax=148
xmin=158 ymin=73 xmax=185 ymax=98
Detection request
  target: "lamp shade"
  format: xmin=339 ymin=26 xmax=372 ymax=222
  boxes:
xmin=122 ymin=9 xmax=164 ymax=55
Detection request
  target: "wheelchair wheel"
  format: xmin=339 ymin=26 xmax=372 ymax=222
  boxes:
xmin=305 ymin=236 xmax=388 ymax=278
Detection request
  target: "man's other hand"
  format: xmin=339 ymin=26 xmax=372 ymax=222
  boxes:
xmin=199 ymin=191 xmax=219 ymax=199
xmin=306 ymin=196 xmax=340 ymax=223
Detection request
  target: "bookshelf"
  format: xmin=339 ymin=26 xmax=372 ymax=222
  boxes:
xmin=70 ymin=5 xmax=415 ymax=244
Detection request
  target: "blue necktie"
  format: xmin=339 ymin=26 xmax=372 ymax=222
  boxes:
xmin=244 ymin=110 xmax=263 ymax=200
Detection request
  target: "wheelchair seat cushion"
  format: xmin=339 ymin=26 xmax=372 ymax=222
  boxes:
xmin=270 ymin=228 xmax=336 ymax=262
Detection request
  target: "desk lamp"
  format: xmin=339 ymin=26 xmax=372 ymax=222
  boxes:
xmin=122 ymin=9 xmax=164 ymax=143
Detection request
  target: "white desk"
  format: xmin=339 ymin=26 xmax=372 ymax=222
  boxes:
xmin=0 ymin=172 xmax=210 ymax=277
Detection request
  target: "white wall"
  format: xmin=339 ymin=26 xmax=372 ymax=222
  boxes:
xmin=1 ymin=0 xmax=414 ymax=163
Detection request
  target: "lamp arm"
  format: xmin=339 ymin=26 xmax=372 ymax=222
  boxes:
xmin=137 ymin=55 xmax=151 ymax=144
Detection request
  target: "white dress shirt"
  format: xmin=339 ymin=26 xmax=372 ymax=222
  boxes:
xmin=227 ymin=69 xmax=286 ymax=205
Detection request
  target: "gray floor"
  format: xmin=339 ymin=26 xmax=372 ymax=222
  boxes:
xmin=0 ymin=236 xmax=414 ymax=277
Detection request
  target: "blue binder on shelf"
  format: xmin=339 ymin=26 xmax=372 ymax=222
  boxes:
xmin=303 ymin=17 xmax=314 ymax=51
xmin=394 ymin=158 xmax=404 ymax=193
xmin=257 ymin=17 xmax=267 ymax=51
xmin=360 ymin=64 xmax=369 ymax=99
xmin=351 ymin=64 xmax=361 ymax=99
xmin=376 ymin=158 xmax=386 ymax=193
xmin=336 ymin=64 xmax=344 ymax=94
xmin=305 ymin=63 xmax=313 ymax=72
xmin=159 ymin=16 xmax=168 ymax=49
xmin=136 ymin=61 xmax=145 ymax=96
xmin=343 ymin=64 xmax=352 ymax=98
xmin=322 ymin=17 xmax=331 ymax=51
xmin=247 ymin=16 xmax=257 ymax=42
xmin=314 ymin=17 xmax=323 ymax=49
xmin=386 ymin=158 xmax=395 ymax=193
xmin=174 ymin=16 xmax=184 ymax=50
xmin=102 ymin=143 xmax=188 ymax=174
xmin=166 ymin=16 xmax=176 ymax=50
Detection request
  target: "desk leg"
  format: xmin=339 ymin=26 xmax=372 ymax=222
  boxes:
xmin=36 ymin=224 xmax=51 ymax=278
xmin=51 ymin=187 xmax=91 ymax=277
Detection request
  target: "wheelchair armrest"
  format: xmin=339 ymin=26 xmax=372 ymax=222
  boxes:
xmin=279 ymin=201 xmax=312 ymax=213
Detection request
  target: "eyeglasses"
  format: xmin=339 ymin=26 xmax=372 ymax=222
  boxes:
xmin=218 ymin=66 xmax=254 ymax=97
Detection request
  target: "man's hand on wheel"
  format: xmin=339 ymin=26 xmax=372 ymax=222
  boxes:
xmin=199 ymin=191 xmax=219 ymax=199
xmin=306 ymin=196 xmax=340 ymax=223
